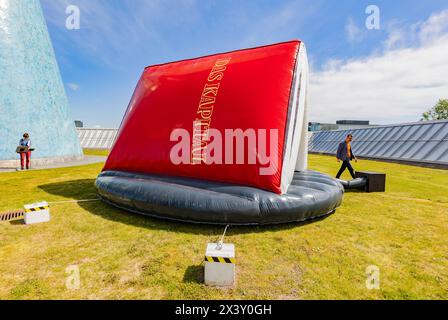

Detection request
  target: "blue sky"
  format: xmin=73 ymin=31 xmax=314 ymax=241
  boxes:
xmin=41 ymin=0 xmax=448 ymax=127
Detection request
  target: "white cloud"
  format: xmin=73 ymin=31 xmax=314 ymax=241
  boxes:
xmin=310 ymin=10 xmax=448 ymax=124
xmin=419 ymin=10 xmax=448 ymax=44
xmin=67 ymin=82 xmax=80 ymax=91
xmin=41 ymin=0 xmax=201 ymax=68
xmin=383 ymin=27 xmax=407 ymax=50
xmin=345 ymin=17 xmax=365 ymax=43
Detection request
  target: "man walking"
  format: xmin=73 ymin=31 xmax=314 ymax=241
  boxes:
xmin=336 ymin=134 xmax=358 ymax=179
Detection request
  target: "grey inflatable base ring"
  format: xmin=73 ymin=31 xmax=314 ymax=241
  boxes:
xmin=95 ymin=170 xmax=344 ymax=225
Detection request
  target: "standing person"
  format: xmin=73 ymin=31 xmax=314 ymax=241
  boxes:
xmin=18 ymin=133 xmax=32 ymax=170
xmin=336 ymin=134 xmax=358 ymax=179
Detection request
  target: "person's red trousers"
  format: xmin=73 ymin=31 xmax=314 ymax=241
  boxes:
xmin=20 ymin=151 xmax=31 ymax=169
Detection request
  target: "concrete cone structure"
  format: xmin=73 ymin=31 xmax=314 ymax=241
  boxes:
xmin=0 ymin=0 xmax=82 ymax=167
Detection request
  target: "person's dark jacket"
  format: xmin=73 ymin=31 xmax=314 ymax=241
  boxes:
xmin=337 ymin=141 xmax=355 ymax=161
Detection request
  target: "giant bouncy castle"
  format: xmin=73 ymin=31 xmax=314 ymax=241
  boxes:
xmin=0 ymin=0 xmax=82 ymax=167
xmin=96 ymin=40 xmax=344 ymax=225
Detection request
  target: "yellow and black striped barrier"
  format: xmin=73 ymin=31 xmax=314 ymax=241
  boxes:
xmin=204 ymin=256 xmax=236 ymax=264
xmin=23 ymin=201 xmax=51 ymax=224
xmin=25 ymin=205 xmax=50 ymax=213
xmin=0 ymin=210 xmax=24 ymax=222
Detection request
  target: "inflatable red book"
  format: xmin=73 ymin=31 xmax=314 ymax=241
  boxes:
xmin=103 ymin=40 xmax=309 ymax=194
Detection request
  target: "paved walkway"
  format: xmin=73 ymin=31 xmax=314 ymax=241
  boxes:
xmin=0 ymin=155 xmax=107 ymax=172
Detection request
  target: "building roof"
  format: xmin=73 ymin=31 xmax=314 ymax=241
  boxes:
xmin=77 ymin=128 xmax=118 ymax=150
xmin=309 ymin=120 xmax=448 ymax=167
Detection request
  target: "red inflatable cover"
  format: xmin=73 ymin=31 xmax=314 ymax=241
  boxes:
xmin=103 ymin=40 xmax=301 ymax=194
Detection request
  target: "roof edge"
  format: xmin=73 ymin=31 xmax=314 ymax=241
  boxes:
xmin=312 ymin=119 xmax=448 ymax=133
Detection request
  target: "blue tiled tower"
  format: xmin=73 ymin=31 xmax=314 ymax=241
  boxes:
xmin=0 ymin=0 xmax=82 ymax=164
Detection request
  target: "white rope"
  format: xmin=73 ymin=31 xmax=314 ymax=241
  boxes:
xmin=216 ymin=224 xmax=230 ymax=250
xmin=47 ymin=198 xmax=101 ymax=204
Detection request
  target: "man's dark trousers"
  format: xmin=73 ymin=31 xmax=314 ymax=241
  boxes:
xmin=336 ymin=160 xmax=355 ymax=179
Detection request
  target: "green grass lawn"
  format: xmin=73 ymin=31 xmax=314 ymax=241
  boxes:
xmin=82 ymin=149 xmax=110 ymax=157
xmin=0 ymin=152 xmax=447 ymax=299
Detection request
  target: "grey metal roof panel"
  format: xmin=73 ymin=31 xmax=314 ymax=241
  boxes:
xmin=431 ymin=124 xmax=448 ymax=140
xmin=430 ymin=141 xmax=448 ymax=161
xmin=77 ymin=128 xmax=118 ymax=149
xmin=308 ymin=120 xmax=448 ymax=166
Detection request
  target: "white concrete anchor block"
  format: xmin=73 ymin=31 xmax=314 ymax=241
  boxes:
xmin=24 ymin=201 xmax=50 ymax=225
xmin=204 ymin=243 xmax=235 ymax=286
